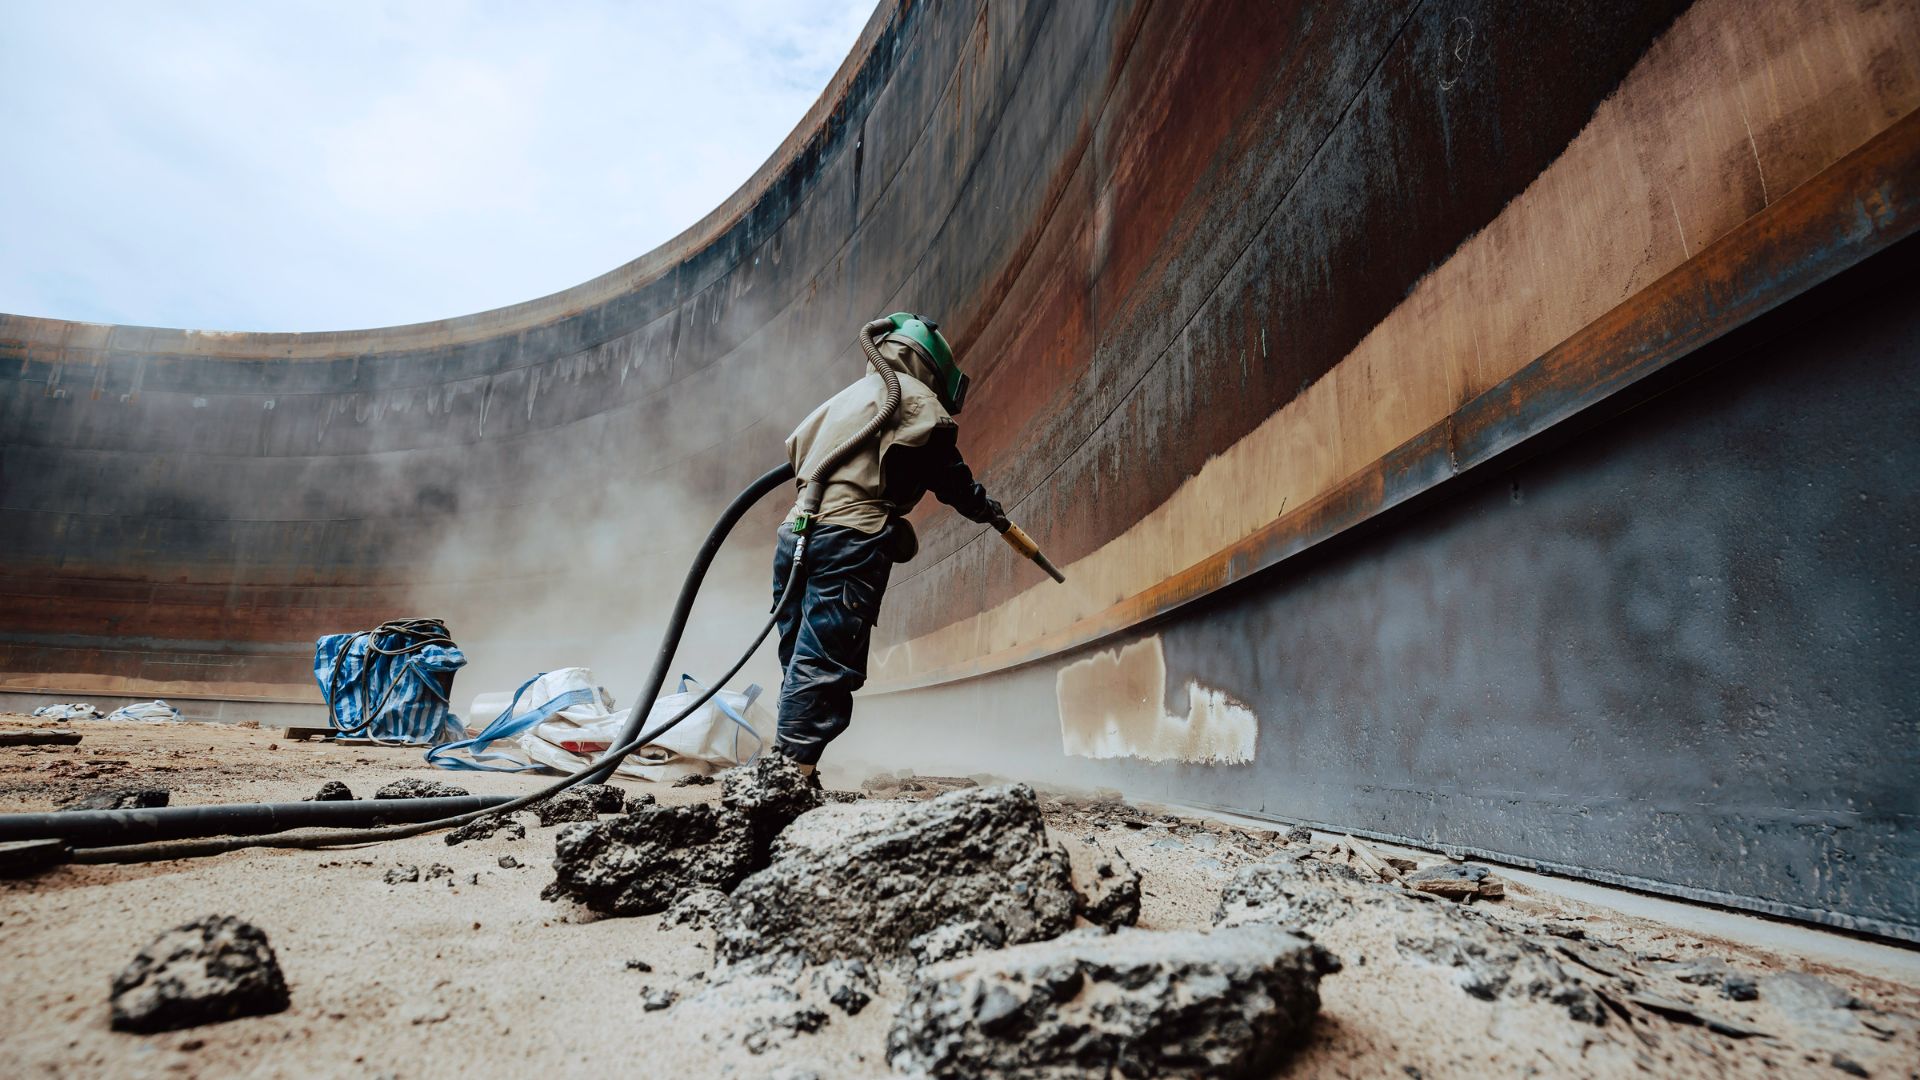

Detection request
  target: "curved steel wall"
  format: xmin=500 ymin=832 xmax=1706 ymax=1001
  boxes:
xmin=2 ymin=0 xmax=1916 ymax=935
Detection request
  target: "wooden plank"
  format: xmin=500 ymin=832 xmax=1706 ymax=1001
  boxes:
xmin=0 ymin=839 xmax=70 ymax=875
xmin=0 ymin=729 xmax=81 ymax=746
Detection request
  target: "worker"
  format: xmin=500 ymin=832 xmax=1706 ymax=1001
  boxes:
xmin=772 ymin=313 xmax=1004 ymax=774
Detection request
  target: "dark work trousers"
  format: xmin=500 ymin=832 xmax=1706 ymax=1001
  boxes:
xmin=771 ymin=521 xmax=895 ymax=765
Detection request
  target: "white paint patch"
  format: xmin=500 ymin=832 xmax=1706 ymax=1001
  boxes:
xmin=1055 ymin=636 xmax=1257 ymax=765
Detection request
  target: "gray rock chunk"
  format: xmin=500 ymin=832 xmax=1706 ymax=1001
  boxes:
xmin=1069 ymin=843 xmax=1140 ymax=928
xmin=641 ymin=986 xmax=678 ymax=1011
xmin=532 ymin=783 xmax=630 ymax=826
xmin=910 ymin=921 xmax=1006 ymax=966
xmin=663 ymin=887 xmax=731 ymax=931
xmin=719 ymin=755 xmax=824 ymax=864
xmin=1396 ymin=906 xmax=1605 ymax=1024
xmin=110 ymin=915 xmax=290 ymax=1033
xmin=888 ymin=925 xmax=1340 ymax=1079
xmin=373 ymin=778 xmax=469 ymax=800
xmin=543 ymin=804 xmax=754 ymax=916
xmin=677 ymin=974 xmax=830 ymax=1056
xmin=445 ymin=812 xmax=528 ymax=846
xmin=714 ymin=784 xmax=1076 ymax=966
xmin=811 ymin=959 xmax=876 ymax=1015
xmin=383 ymin=865 xmax=420 ymax=884
xmin=303 ymin=781 xmax=355 ymax=802
xmin=61 ymin=788 xmax=170 ymax=812
xmin=1761 ymin=972 xmax=1863 ymax=1031
xmin=1214 ymin=855 xmax=1358 ymax=932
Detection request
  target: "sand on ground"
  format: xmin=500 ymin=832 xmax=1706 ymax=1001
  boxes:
xmin=1 ymin=716 xmax=1914 ymax=1079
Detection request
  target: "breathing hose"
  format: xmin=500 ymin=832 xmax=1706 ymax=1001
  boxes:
xmin=54 ymin=321 xmax=909 ymax=866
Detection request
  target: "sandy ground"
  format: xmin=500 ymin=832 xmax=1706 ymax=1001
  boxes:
xmin=1 ymin=716 xmax=1915 ymax=1079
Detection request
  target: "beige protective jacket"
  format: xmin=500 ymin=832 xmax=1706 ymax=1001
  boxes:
xmin=784 ymin=339 xmax=955 ymax=534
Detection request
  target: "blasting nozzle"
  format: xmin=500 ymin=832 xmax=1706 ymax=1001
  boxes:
xmin=996 ymin=521 xmax=1067 ymax=584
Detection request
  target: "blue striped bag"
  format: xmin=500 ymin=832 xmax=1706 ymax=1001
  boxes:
xmin=313 ymin=619 xmax=467 ymax=744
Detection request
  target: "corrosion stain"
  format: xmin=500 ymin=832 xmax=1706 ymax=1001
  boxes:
xmin=1055 ymin=635 xmax=1256 ymax=765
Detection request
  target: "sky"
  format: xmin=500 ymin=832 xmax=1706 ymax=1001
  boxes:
xmin=0 ymin=0 xmax=873 ymax=332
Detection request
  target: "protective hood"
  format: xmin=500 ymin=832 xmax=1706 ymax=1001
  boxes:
xmin=783 ymin=341 xmax=954 ymax=534
xmin=881 ymin=312 xmax=968 ymax=414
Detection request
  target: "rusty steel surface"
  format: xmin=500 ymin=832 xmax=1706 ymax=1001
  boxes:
xmin=1 ymin=0 xmax=1917 ymax=932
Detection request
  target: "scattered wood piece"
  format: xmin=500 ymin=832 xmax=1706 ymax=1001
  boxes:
xmin=1344 ymin=836 xmax=1402 ymax=881
xmin=1405 ymin=862 xmax=1506 ymax=901
xmin=0 ymin=729 xmax=82 ymax=747
xmin=277 ymin=726 xmax=338 ymax=741
xmin=0 ymin=838 xmax=70 ymax=876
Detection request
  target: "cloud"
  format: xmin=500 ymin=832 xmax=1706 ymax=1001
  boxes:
xmin=0 ymin=0 xmax=873 ymax=331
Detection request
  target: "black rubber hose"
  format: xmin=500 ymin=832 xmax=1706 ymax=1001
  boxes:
xmin=68 ymin=462 xmax=802 ymax=865
xmin=0 ymin=795 xmax=514 ymax=848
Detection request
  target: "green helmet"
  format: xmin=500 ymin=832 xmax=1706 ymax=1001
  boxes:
xmin=881 ymin=311 xmax=969 ymax=414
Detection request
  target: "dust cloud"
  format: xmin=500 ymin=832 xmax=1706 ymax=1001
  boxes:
xmin=403 ymin=309 xmax=869 ymax=730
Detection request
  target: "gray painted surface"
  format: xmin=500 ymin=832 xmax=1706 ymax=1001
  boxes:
xmin=856 ymin=267 xmax=1920 ymax=941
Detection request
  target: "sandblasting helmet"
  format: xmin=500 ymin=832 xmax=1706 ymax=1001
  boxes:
xmin=880 ymin=311 xmax=968 ymax=414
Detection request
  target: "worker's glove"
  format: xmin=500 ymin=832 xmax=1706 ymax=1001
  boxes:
xmin=989 ymin=513 xmax=1011 ymax=534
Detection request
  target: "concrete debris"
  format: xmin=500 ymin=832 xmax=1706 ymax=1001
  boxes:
xmin=1653 ymin=955 xmax=1760 ymax=1000
xmin=719 ymin=755 xmax=824 ymax=865
xmin=663 ymin=887 xmax=731 ymax=931
xmin=60 ymin=787 xmax=169 ymax=811
xmin=1831 ymin=1053 xmax=1871 ymax=1077
xmin=672 ymin=773 xmax=716 ymax=787
xmin=1213 ymin=855 xmax=1358 ymax=933
xmin=625 ymin=959 xmax=653 ymax=972
xmin=1068 ymin=842 xmax=1141 ymax=929
xmin=910 ymin=921 xmax=1006 ymax=967
xmin=1285 ymin=825 xmax=1313 ymax=844
xmin=860 ymin=773 xmax=980 ymax=800
xmin=497 ymin=855 xmax=521 ymax=869
xmin=303 ymin=781 xmax=355 ymax=802
xmin=1762 ymin=972 xmax=1866 ymax=1031
xmin=384 ymin=865 xmax=420 ymax=884
xmin=110 ymin=915 xmax=290 ymax=1033
xmin=532 ymin=783 xmax=631 ymax=826
xmin=425 ymin=863 xmax=453 ymax=882
xmin=820 ymin=790 xmax=864 ymax=804
xmin=543 ymin=804 xmax=753 ymax=916
xmin=373 ymin=779 xmax=470 ymax=800
xmin=1405 ymin=862 xmax=1506 ymax=901
xmin=714 ymin=784 xmax=1076 ymax=967
xmin=445 ymin=812 xmax=528 ymax=846
xmin=888 ymin=925 xmax=1341 ymax=1079
xmin=641 ymin=986 xmax=678 ymax=1011
xmin=678 ymin=975 xmax=830 ymax=1056
xmin=811 ymin=959 xmax=876 ymax=1015
xmin=1397 ymin=909 xmax=1606 ymax=1024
